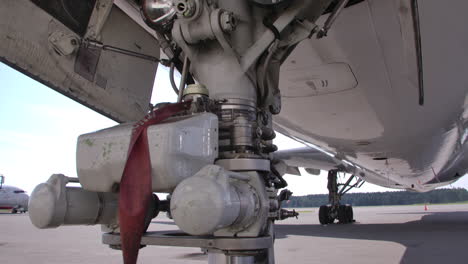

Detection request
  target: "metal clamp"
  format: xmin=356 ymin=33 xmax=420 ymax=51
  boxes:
xmin=216 ymin=159 xmax=271 ymax=172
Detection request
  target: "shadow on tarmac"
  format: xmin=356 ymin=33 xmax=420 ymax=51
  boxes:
xmin=275 ymin=211 xmax=468 ymax=264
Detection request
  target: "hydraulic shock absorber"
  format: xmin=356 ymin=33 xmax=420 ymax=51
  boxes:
xmin=215 ymin=99 xmax=272 ymax=172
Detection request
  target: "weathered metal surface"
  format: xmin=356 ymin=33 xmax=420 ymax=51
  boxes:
xmin=0 ymin=0 xmax=160 ymax=122
xmin=103 ymin=231 xmax=273 ymax=250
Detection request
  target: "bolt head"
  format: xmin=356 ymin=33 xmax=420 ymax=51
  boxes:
xmin=220 ymin=12 xmax=237 ymax=32
xmin=175 ymin=0 xmax=196 ymax=18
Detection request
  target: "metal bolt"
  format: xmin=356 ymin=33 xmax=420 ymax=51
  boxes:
xmin=220 ymin=12 xmax=237 ymax=33
xmin=175 ymin=0 xmax=196 ymax=18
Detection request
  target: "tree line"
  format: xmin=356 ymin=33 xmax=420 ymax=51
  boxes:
xmin=286 ymin=188 xmax=468 ymax=207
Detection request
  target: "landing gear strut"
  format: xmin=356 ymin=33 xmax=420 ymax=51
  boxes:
xmin=318 ymin=170 xmax=363 ymax=224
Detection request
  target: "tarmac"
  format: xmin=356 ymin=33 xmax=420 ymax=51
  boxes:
xmin=1 ymin=204 xmax=467 ymax=264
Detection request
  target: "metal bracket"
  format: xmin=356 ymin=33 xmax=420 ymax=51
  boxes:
xmin=48 ymin=31 xmax=80 ymax=56
xmin=85 ymin=0 xmax=114 ymax=40
xmin=240 ymin=0 xmax=333 ymax=71
xmin=210 ymin=9 xmax=237 ymax=57
xmin=279 ymin=20 xmax=318 ymax=48
xmin=102 ymin=231 xmax=273 ymax=251
xmin=240 ymin=1 xmax=305 ymax=71
xmin=74 ymin=43 xmax=102 ymax=82
xmin=317 ymin=0 xmax=350 ymax=38
xmin=216 ymin=159 xmax=271 ymax=172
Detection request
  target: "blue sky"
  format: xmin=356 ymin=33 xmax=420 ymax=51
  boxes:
xmin=1 ymin=62 xmax=467 ymax=195
xmin=0 ymin=63 xmax=116 ymax=192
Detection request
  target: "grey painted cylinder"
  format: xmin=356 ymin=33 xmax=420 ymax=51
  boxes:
xmin=208 ymin=252 xmax=255 ymax=264
xmin=170 ymin=165 xmax=258 ymax=236
xmin=29 ymin=174 xmax=118 ymax=229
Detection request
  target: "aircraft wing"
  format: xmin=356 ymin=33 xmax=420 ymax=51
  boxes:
xmin=274 ymin=144 xmax=412 ymax=190
xmin=0 ymin=0 xmax=161 ymax=122
xmin=274 ymin=147 xmax=344 ymax=175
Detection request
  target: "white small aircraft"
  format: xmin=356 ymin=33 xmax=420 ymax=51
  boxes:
xmin=0 ymin=175 xmax=29 ymax=213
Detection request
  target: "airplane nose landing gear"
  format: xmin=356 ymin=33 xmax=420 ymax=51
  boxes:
xmin=29 ymin=1 xmax=335 ymax=263
xmin=318 ymin=170 xmax=362 ymax=224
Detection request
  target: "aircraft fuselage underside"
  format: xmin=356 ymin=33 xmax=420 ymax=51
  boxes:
xmin=275 ymin=0 xmax=468 ymax=192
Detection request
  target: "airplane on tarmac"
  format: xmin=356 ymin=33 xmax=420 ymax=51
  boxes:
xmin=0 ymin=175 xmax=29 ymax=213
xmin=1 ymin=0 xmax=467 ymax=263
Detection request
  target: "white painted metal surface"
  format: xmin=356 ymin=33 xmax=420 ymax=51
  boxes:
xmin=28 ymin=174 xmax=118 ymax=229
xmin=170 ymin=165 xmax=257 ymax=236
xmin=0 ymin=185 xmax=29 ymax=212
xmin=77 ymin=113 xmax=219 ymax=192
xmin=275 ymin=0 xmax=468 ymax=191
xmin=0 ymin=0 xmax=160 ymax=122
